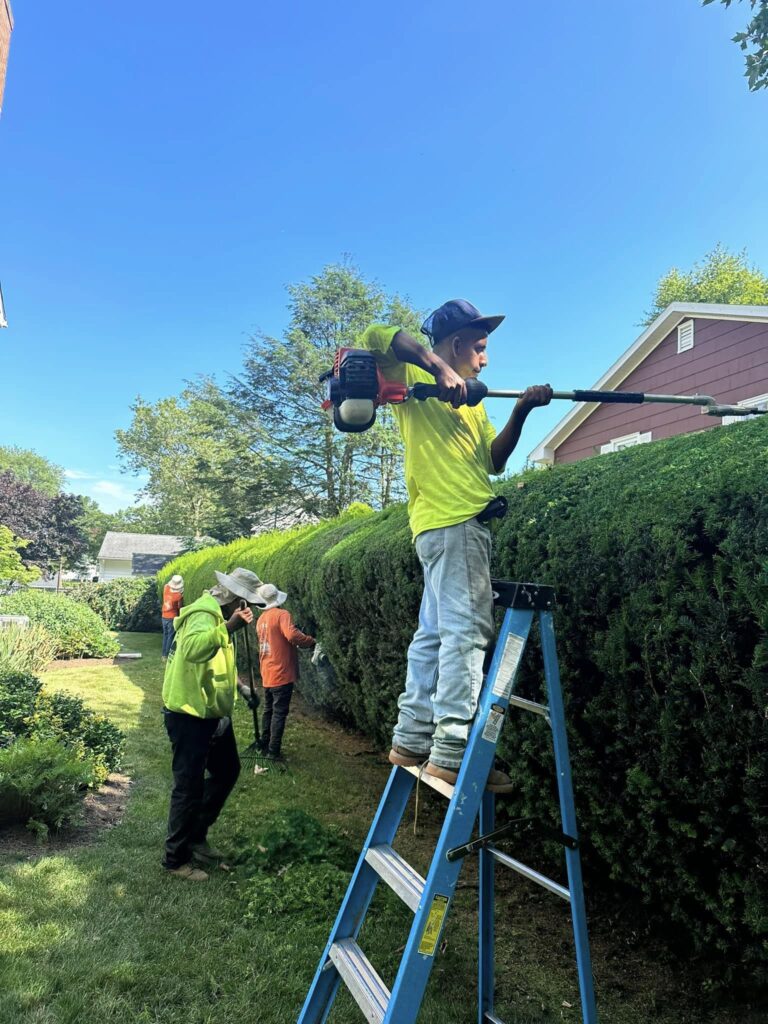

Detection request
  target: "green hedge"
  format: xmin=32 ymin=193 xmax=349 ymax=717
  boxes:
xmin=164 ymin=420 xmax=768 ymax=978
xmin=0 ymin=591 xmax=119 ymax=659
xmin=67 ymin=577 xmax=161 ymax=632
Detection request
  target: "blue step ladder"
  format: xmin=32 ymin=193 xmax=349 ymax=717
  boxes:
xmin=297 ymin=581 xmax=598 ymax=1024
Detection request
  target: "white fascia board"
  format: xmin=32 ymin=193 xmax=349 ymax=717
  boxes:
xmin=527 ymin=302 xmax=768 ymax=464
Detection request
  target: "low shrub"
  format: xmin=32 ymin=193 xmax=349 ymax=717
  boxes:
xmin=0 ymin=737 xmax=95 ymax=837
xmin=0 ymin=591 xmax=119 ymax=659
xmin=68 ymin=577 xmax=161 ymax=632
xmin=0 ymin=670 xmax=124 ymax=784
xmin=0 ymin=622 xmax=57 ymax=675
xmin=33 ymin=690 xmax=124 ymax=781
xmin=0 ymin=671 xmax=42 ymax=747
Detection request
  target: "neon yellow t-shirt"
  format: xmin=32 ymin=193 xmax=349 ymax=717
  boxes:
xmin=356 ymin=324 xmax=498 ymax=539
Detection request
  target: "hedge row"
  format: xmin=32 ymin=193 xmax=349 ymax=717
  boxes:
xmin=162 ymin=418 xmax=768 ymax=979
xmin=67 ymin=577 xmax=161 ymax=632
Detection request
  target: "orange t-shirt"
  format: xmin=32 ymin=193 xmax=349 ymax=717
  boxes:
xmin=162 ymin=585 xmax=184 ymax=619
xmin=256 ymin=607 xmax=315 ymax=688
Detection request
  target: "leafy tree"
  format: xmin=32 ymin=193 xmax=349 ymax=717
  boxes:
xmin=77 ymin=497 xmax=118 ymax=563
xmin=703 ymin=0 xmax=768 ymax=90
xmin=229 ymin=261 xmax=421 ymax=519
xmin=0 ymin=472 xmax=88 ymax=573
xmin=643 ymin=243 xmax=768 ymax=324
xmin=0 ymin=446 xmax=64 ymax=497
xmin=0 ymin=526 xmax=40 ymax=592
xmin=115 ymin=386 xmax=270 ymax=541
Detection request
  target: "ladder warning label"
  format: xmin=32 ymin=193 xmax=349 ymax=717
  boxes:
xmin=482 ymin=703 xmax=505 ymax=744
xmin=418 ymin=894 xmax=450 ymax=956
xmin=492 ymin=633 xmax=525 ymax=699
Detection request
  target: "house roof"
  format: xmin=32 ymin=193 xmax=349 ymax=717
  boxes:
xmin=528 ymin=302 xmax=768 ymax=465
xmin=98 ymin=531 xmax=186 ymax=560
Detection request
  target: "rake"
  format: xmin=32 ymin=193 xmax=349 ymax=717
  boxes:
xmin=237 ymin=621 xmax=267 ymax=770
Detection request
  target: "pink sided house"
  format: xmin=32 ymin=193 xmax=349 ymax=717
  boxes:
xmin=528 ymin=303 xmax=768 ymax=465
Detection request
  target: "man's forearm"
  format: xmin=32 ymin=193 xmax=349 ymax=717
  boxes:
xmin=390 ymin=330 xmax=446 ymax=377
xmin=491 ymin=404 xmax=530 ymax=473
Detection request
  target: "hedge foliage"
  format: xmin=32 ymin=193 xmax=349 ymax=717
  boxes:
xmin=67 ymin=577 xmax=161 ymax=633
xmin=163 ymin=420 xmax=768 ymax=977
xmin=0 ymin=590 xmax=119 ymax=659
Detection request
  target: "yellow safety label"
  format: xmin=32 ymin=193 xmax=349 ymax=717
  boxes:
xmin=418 ymin=894 xmax=450 ymax=956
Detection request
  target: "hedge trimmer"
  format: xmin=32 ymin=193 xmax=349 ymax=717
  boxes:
xmin=320 ymin=348 xmax=768 ymax=432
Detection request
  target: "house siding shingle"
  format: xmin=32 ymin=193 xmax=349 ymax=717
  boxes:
xmin=555 ymin=318 xmax=768 ymax=463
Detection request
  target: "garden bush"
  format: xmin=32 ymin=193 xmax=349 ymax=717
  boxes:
xmin=67 ymin=577 xmax=160 ymax=632
xmin=0 ymin=669 xmax=125 ymax=825
xmin=0 ymin=737 xmax=95 ymax=837
xmin=0 ymin=622 xmax=57 ymax=675
xmin=0 ymin=671 xmax=42 ymax=747
xmin=0 ymin=590 xmax=119 ymax=659
xmin=168 ymin=417 xmax=768 ymax=978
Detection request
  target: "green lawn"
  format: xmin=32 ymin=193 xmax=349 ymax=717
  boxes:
xmin=0 ymin=634 xmax=761 ymax=1024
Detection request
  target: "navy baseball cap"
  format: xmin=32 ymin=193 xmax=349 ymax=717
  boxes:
xmin=420 ymin=299 xmax=505 ymax=346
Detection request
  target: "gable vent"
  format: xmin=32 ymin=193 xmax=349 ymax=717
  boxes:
xmin=677 ymin=320 xmax=694 ymax=353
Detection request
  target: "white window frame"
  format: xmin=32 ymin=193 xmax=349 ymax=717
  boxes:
xmin=721 ymin=393 xmax=768 ymax=426
xmin=600 ymin=431 xmax=652 ymax=454
xmin=677 ymin=320 xmax=694 ymax=353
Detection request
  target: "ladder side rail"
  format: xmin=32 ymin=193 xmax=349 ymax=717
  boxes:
xmin=539 ymin=611 xmax=598 ymax=1024
xmin=297 ymin=767 xmax=416 ymax=1024
xmin=384 ymin=607 xmax=534 ymax=1023
xmin=478 ymin=790 xmax=496 ymax=1024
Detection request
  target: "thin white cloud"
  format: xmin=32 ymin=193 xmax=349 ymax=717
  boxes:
xmin=64 ymin=468 xmax=94 ymax=480
xmin=92 ymin=480 xmax=137 ymax=500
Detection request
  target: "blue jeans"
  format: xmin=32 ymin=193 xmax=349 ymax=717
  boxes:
xmin=392 ymin=518 xmax=494 ymax=770
xmin=162 ymin=618 xmax=176 ymax=657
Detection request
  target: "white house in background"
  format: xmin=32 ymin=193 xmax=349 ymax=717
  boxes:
xmin=97 ymin=532 xmax=186 ymax=581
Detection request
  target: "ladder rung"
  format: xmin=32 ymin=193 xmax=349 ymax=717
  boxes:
xmin=484 ymin=1013 xmax=507 ymax=1024
xmin=329 ymin=938 xmax=390 ymax=1024
xmin=489 ymin=846 xmax=571 ymax=901
xmin=403 ymin=764 xmax=455 ymax=799
xmin=508 ymin=694 xmax=550 ymax=719
xmin=365 ymin=843 xmax=425 ymax=913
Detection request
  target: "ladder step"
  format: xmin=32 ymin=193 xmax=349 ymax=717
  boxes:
xmin=403 ymin=764 xmax=455 ymax=799
xmin=508 ymin=694 xmax=550 ymax=719
xmin=365 ymin=843 xmax=425 ymax=913
xmin=489 ymin=846 xmax=571 ymax=901
xmin=329 ymin=938 xmax=390 ymax=1024
xmin=484 ymin=1013 xmax=507 ymax=1024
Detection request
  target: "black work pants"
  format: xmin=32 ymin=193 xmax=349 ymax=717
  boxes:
xmin=261 ymin=682 xmax=294 ymax=756
xmin=162 ymin=710 xmax=240 ymax=869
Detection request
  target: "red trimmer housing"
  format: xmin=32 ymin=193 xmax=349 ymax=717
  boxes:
xmin=321 ymin=348 xmax=407 ymax=432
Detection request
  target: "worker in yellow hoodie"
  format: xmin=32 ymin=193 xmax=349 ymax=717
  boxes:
xmin=161 ymin=566 xmax=265 ymax=880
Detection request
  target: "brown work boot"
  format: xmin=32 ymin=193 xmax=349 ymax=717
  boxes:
xmin=166 ymin=863 xmax=209 ymax=881
xmin=424 ymin=762 xmax=515 ymax=794
xmin=388 ymin=744 xmax=430 ymax=767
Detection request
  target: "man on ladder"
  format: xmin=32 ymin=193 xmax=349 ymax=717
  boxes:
xmin=354 ymin=299 xmax=552 ymax=790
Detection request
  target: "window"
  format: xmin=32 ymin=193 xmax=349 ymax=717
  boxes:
xmin=721 ymin=394 xmax=768 ymax=426
xmin=600 ymin=431 xmax=652 ymax=454
xmin=677 ymin=320 xmax=694 ymax=353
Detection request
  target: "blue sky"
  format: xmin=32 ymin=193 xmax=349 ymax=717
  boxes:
xmin=1 ymin=0 xmax=766 ymax=511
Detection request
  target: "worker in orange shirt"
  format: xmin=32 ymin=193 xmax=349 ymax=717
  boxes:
xmin=161 ymin=574 xmax=184 ymax=658
xmin=254 ymin=582 xmax=315 ymax=764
